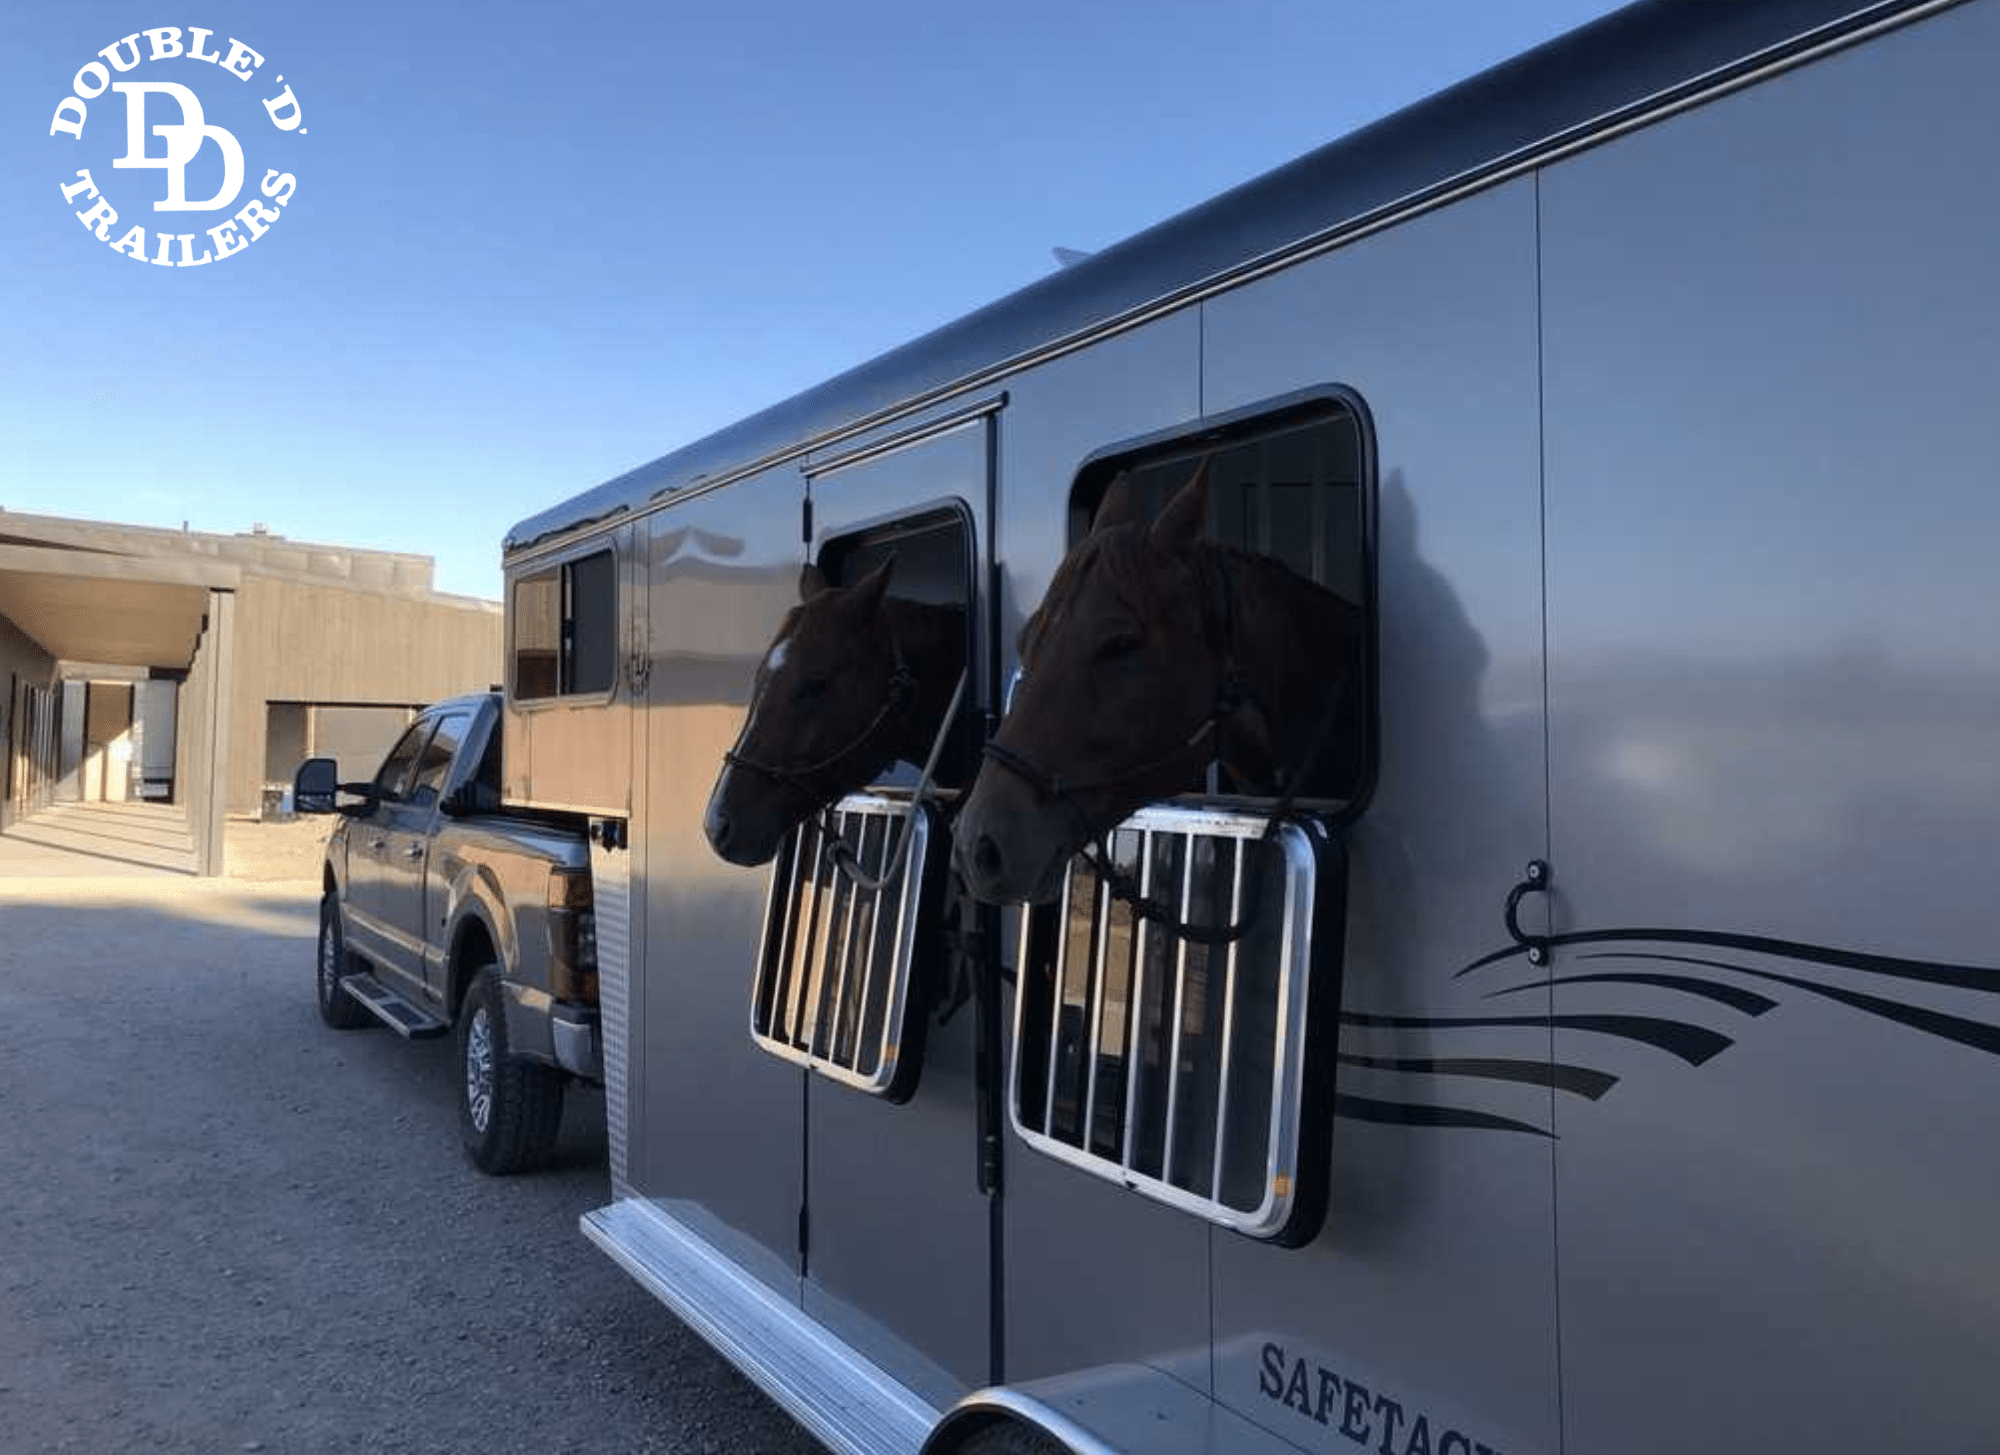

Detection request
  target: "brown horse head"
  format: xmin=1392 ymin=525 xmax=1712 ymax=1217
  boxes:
xmin=704 ymin=556 xmax=965 ymax=866
xmin=953 ymin=460 xmax=1361 ymax=904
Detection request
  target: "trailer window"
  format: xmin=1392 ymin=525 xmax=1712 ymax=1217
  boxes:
xmin=746 ymin=507 xmax=975 ymax=1099
xmin=512 ymin=548 xmax=618 ymax=701
xmin=1066 ymin=393 xmax=1374 ymax=805
xmin=1007 ymin=393 xmax=1372 ymax=1245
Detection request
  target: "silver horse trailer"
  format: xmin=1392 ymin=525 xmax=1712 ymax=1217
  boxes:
xmin=501 ymin=2 xmax=2000 ymax=1449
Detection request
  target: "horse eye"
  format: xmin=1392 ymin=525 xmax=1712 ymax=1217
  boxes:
xmin=794 ymin=676 xmax=830 ymax=703
xmin=1097 ymin=631 xmax=1142 ymax=660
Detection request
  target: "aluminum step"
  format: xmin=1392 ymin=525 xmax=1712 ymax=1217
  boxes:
xmin=581 ymin=1198 xmax=937 ymax=1455
xmin=340 ymin=972 xmax=450 ymax=1039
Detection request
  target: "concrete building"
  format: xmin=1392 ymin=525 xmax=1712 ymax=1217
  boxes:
xmin=0 ymin=510 xmax=502 ymax=874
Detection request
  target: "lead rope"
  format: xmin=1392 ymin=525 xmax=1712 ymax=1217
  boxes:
xmin=819 ymin=668 xmax=968 ymax=892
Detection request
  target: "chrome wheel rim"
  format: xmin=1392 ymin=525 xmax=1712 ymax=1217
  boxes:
xmin=465 ymin=1007 xmax=495 ymax=1134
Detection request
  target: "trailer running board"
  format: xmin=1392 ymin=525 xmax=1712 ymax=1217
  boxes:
xmin=340 ymin=972 xmax=450 ymax=1040
xmin=582 ymin=1198 xmax=938 ymax=1455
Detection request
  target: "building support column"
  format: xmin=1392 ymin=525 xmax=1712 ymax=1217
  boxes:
xmin=194 ymin=588 xmax=236 ymax=877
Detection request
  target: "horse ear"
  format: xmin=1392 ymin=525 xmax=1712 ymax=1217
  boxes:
xmin=1149 ymin=458 xmax=1211 ymax=553
xmin=800 ymin=561 xmax=832 ymax=600
xmin=1089 ymin=473 xmax=1139 ymax=534
xmin=845 ymin=553 xmax=896 ymax=614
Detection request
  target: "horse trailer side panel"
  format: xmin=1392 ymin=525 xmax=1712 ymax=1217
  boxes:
xmin=1540 ymin=3 xmax=2000 ymax=1449
xmin=798 ymin=421 xmax=994 ymax=1403
xmin=633 ymin=471 xmax=813 ymax=1302
xmin=1201 ymin=178 xmax=1558 ymax=1455
xmin=991 ymin=311 xmax=1217 ymax=1390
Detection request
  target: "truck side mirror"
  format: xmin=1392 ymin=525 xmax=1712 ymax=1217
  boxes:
xmin=294 ymin=758 xmax=339 ymax=814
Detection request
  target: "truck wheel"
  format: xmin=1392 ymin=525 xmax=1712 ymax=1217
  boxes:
xmin=456 ymin=965 xmax=565 ymax=1175
xmin=317 ymin=895 xmax=374 ymax=1030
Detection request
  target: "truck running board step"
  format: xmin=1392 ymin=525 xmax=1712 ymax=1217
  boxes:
xmin=340 ymin=973 xmax=450 ymax=1040
xmin=582 ymin=1198 xmax=938 ymax=1455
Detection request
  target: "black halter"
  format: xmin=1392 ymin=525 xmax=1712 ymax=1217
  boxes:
xmin=723 ymin=630 xmax=917 ymax=807
xmin=979 ymin=552 xmax=1341 ymax=946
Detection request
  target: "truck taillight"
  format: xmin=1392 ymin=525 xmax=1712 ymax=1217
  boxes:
xmin=549 ymin=869 xmax=598 ymax=1004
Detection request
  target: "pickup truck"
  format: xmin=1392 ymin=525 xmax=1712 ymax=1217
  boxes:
xmin=292 ymin=691 xmax=600 ymax=1175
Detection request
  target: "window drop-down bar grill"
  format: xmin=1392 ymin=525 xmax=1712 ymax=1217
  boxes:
xmin=1011 ymin=803 xmax=1345 ymax=1245
xmin=750 ymin=793 xmax=936 ymax=1102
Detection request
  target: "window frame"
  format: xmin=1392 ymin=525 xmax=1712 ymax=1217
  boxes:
xmin=743 ymin=506 xmax=978 ymax=1100
xmin=1000 ymin=387 xmax=1376 ymax=1246
xmin=1061 ymin=384 xmax=1380 ymax=827
xmin=509 ymin=544 xmax=621 ymax=706
xmin=370 ymin=719 xmax=434 ymax=804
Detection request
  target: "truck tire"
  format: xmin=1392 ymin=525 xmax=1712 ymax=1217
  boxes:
xmin=316 ymin=894 xmax=375 ymax=1031
xmin=456 ymin=965 xmax=565 ymax=1175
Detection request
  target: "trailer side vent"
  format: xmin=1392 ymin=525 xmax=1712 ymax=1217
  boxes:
xmin=1011 ymin=804 xmax=1346 ymax=1246
xmin=750 ymin=792 xmax=940 ymax=1102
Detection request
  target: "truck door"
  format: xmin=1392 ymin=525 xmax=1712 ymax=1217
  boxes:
xmin=375 ymin=707 xmax=473 ymax=996
xmin=794 ymin=405 xmax=996 ymax=1400
xmin=344 ymin=717 xmax=431 ymax=975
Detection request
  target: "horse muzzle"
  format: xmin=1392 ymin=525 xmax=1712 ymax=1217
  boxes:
xmin=951 ymin=776 xmax=1074 ymax=906
xmin=704 ymin=773 xmax=790 ymax=867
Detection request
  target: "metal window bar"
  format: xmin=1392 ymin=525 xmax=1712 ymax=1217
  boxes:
xmin=750 ymin=793 xmax=933 ymax=1097
xmin=1010 ymin=803 xmax=1323 ymax=1241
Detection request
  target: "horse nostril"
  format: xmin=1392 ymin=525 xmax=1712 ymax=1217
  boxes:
xmin=972 ymin=833 xmax=1004 ymax=882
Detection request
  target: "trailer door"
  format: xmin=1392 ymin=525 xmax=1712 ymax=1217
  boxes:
xmin=1538 ymin=6 xmax=2000 ymax=1447
xmin=626 ymin=465 xmax=818 ymax=1303
xmin=791 ymin=405 xmax=997 ymax=1404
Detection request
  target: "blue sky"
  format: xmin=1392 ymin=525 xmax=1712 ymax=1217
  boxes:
xmin=2 ymin=0 xmax=1624 ymax=600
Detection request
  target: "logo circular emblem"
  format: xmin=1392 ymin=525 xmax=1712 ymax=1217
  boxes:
xmin=48 ymin=27 xmax=303 ymax=267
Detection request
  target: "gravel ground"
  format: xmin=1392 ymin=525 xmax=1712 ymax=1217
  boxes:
xmin=0 ymin=859 xmax=822 ymax=1455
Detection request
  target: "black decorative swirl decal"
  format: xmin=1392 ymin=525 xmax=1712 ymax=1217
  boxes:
xmin=1332 ymin=926 xmax=2000 ymax=1138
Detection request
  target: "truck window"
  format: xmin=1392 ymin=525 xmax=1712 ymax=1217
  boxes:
xmin=406 ymin=712 xmax=472 ymax=811
xmin=372 ymin=721 xmax=432 ymax=803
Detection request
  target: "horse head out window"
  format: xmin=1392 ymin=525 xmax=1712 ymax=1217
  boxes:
xmin=710 ymin=508 xmax=974 ymax=1102
xmin=956 ymin=392 xmax=1372 ymax=1246
xmin=958 ymin=394 xmax=1374 ymax=907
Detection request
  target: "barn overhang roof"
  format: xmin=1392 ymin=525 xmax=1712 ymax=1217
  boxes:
xmin=0 ymin=543 xmax=237 ymax=670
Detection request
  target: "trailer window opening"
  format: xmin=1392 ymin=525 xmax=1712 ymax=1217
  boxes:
xmin=1067 ymin=394 xmax=1375 ymax=807
xmin=1007 ymin=394 xmax=1371 ymax=1244
xmin=746 ymin=507 xmax=975 ymax=1098
xmin=512 ymin=547 xmax=618 ymax=701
